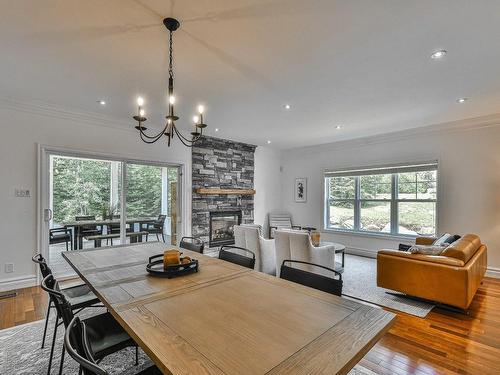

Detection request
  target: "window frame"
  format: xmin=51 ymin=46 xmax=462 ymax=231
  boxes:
xmin=323 ymin=162 xmax=438 ymax=238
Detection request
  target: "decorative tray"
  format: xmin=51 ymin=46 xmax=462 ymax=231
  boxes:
xmin=146 ymin=254 xmax=199 ymax=278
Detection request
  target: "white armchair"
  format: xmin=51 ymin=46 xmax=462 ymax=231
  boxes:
xmin=274 ymin=230 xmax=335 ymax=278
xmin=234 ymin=225 xmax=276 ymax=275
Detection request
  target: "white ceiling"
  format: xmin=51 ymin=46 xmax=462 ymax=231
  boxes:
xmin=1 ymin=0 xmax=500 ymax=149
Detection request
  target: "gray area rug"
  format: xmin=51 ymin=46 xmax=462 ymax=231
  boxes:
xmin=342 ymin=254 xmax=434 ymax=317
xmin=0 ymin=308 xmax=370 ymax=374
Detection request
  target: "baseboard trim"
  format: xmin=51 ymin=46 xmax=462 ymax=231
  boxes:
xmin=0 ymin=275 xmax=37 ymax=292
xmin=345 ymin=246 xmax=377 ymax=259
xmin=486 ymin=267 xmax=500 ymax=279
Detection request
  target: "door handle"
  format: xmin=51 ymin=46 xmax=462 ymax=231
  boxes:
xmin=44 ymin=208 xmax=53 ymax=222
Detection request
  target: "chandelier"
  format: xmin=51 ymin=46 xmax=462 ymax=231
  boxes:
xmin=132 ymin=18 xmax=207 ymax=147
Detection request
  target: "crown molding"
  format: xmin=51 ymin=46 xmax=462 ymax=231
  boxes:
xmin=285 ymin=113 xmax=500 ymax=154
xmin=0 ymin=96 xmax=137 ymax=133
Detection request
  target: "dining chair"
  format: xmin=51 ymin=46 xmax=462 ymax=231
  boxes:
xmin=142 ymin=214 xmax=167 ymax=242
xmin=49 ymin=227 xmax=73 ymax=251
xmin=280 ymin=260 xmax=343 ymax=296
xmin=179 ymin=236 xmax=204 ymax=253
xmin=218 ymin=245 xmax=256 ymax=269
xmin=65 ymin=316 xmax=162 ymax=375
xmin=234 ymin=225 xmax=276 ymax=275
xmin=274 ymin=230 xmax=335 ymax=277
xmin=31 ymin=254 xmax=101 ymax=350
xmin=41 ymin=274 xmax=138 ymax=375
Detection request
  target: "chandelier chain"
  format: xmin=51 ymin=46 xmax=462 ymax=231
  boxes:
xmin=168 ymin=30 xmax=174 ymax=80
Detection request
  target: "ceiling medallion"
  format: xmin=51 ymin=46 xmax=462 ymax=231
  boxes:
xmin=132 ymin=18 xmax=207 ymax=147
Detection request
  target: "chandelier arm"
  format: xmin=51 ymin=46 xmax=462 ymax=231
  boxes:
xmin=137 ymin=123 xmax=169 ymax=139
xmin=139 ymin=131 xmax=164 ymax=144
xmin=172 ymin=127 xmax=196 ymax=147
xmin=172 ymin=125 xmax=201 ymax=145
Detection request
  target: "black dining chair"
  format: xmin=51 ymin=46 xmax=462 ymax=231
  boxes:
xmin=65 ymin=316 xmax=162 ymax=375
xmin=41 ymin=274 xmax=138 ymax=375
xmin=179 ymin=236 xmax=204 ymax=253
xmin=141 ymin=214 xmax=167 ymax=242
xmin=218 ymin=246 xmax=256 ymax=269
xmin=49 ymin=227 xmax=73 ymax=251
xmin=32 ymin=254 xmax=101 ymax=350
xmin=279 ymin=260 xmax=343 ymax=297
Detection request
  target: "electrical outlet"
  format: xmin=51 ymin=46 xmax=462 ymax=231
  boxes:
xmin=5 ymin=263 xmax=14 ymax=273
xmin=15 ymin=189 xmax=31 ymax=198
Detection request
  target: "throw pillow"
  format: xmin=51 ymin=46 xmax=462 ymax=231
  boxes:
xmin=408 ymin=245 xmax=446 ymax=255
xmin=433 ymin=233 xmax=452 ymax=246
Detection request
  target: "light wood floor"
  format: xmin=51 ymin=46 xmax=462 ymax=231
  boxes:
xmin=1 ymin=277 xmax=499 ymax=374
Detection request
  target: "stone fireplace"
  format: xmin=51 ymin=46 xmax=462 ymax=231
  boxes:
xmin=192 ymin=136 xmax=256 ymax=250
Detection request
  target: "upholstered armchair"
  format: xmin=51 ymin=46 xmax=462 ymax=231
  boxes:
xmin=234 ymin=225 xmax=276 ymax=275
xmin=274 ymin=230 xmax=335 ymax=278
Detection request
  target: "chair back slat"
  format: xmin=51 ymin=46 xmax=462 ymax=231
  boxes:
xmin=280 ymin=260 xmax=343 ymax=297
xmin=219 ymin=246 xmax=256 ymax=269
xmin=179 ymin=237 xmax=204 ymax=253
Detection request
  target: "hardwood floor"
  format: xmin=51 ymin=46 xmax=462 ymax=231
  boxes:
xmin=1 ymin=277 xmax=499 ymax=374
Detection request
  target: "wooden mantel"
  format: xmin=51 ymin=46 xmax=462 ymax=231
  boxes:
xmin=195 ymin=188 xmax=256 ymax=195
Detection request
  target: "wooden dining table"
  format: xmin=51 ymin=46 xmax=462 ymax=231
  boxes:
xmin=62 ymin=242 xmax=395 ymax=375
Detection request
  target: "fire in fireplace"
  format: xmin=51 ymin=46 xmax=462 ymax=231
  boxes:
xmin=209 ymin=210 xmax=242 ymax=248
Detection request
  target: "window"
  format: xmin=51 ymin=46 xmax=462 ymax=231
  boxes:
xmin=324 ymin=162 xmax=438 ymax=236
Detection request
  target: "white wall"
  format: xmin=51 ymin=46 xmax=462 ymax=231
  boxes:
xmin=254 ymin=146 xmax=282 ymax=237
xmin=280 ymin=119 xmax=500 ymax=275
xmin=0 ymin=103 xmax=192 ymax=291
xmin=0 ymin=102 xmax=281 ymax=290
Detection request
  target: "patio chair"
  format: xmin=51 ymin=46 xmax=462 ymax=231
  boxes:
xmin=76 ymin=215 xmax=102 ymax=248
xmin=268 ymin=212 xmax=301 ymax=239
xmin=49 ymin=227 xmax=73 ymax=251
xmin=142 ymin=214 xmax=167 ymax=242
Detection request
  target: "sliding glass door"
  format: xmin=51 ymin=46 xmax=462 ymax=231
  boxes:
xmin=44 ymin=151 xmax=181 ymax=278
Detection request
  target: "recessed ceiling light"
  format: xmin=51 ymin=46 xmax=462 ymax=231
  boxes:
xmin=97 ymin=100 xmax=106 ymax=106
xmin=215 ymin=128 xmax=219 ymax=132
xmin=456 ymin=97 xmax=468 ymax=103
xmin=284 ymin=104 xmax=291 ymax=110
xmin=431 ymin=50 xmax=447 ymax=59
xmin=335 ymin=125 xmax=342 ymax=130
xmin=267 ymin=140 xmax=272 ymax=144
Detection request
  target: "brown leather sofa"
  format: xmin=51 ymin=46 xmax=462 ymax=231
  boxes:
xmin=377 ymin=234 xmax=487 ymax=309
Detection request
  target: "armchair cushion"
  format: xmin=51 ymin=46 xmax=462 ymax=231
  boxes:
xmin=441 ymin=234 xmax=481 ymax=263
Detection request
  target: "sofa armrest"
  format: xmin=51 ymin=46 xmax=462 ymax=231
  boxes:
xmin=415 ymin=237 xmax=437 ymax=246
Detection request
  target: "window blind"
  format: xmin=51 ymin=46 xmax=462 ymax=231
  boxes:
xmin=324 ymin=161 xmax=438 ymax=177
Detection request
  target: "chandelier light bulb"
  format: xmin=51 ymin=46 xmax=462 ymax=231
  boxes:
xmin=137 ymin=97 xmax=144 ymax=106
xmin=169 ymin=95 xmax=176 ymax=105
xmin=193 ymin=115 xmax=199 ymax=123
xmin=198 ymin=105 xmax=205 ymax=114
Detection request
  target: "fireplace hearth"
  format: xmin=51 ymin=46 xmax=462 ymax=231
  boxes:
xmin=209 ymin=210 xmax=242 ymax=248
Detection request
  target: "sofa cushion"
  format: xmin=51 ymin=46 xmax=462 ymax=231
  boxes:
xmin=441 ymin=234 xmax=481 ymax=263
xmin=378 ymin=249 xmax=465 ymax=267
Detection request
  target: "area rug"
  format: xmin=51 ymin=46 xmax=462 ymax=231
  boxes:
xmin=342 ymin=254 xmax=435 ymax=318
xmin=0 ymin=311 xmax=369 ymax=374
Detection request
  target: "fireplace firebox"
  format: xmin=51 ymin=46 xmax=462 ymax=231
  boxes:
xmin=209 ymin=210 xmax=242 ymax=248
